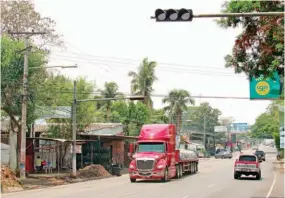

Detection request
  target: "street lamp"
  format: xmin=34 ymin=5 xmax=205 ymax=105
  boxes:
xmin=29 ymin=64 xmax=78 ymax=70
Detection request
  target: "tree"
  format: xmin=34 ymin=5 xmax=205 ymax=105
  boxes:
xmin=251 ymin=113 xmax=278 ymax=139
xmin=162 ymin=89 xmax=195 ymax=132
xmin=1 ymin=0 xmax=62 ymax=46
xmin=128 ymin=58 xmax=158 ymax=109
xmin=111 ymin=101 xmax=150 ymax=136
xmin=187 ymin=102 xmax=222 ymax=134
xmin=217 ymin=1 xmax=284 ymax=78
xmin=1 ymin=35 xmax=48 ymax=135
xmin=149 ymin=109 xmax=168 ymax=124
xmin=251 ymin=100 xmax=283 ymax=149
xmin=41 ymin=76 xmax=97 ymax=132
xmin=99 ymin=82 xmax=123 ymax=121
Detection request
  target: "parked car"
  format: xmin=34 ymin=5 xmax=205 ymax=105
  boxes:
xmin=254 ymin=150 xmax=265 ymax=161
xmin=215 ymin=150 xmax=232 ymax=159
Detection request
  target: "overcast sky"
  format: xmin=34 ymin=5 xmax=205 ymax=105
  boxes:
xmin=33 ymin=0 xmax=271 ymax=125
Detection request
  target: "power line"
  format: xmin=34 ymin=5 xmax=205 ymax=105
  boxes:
xmin=26 ymin=89 xmax=283 ymax=100
xmin=50 ymin=55 xmax=246 ymax=78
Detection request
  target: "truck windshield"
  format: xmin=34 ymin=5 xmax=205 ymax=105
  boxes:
xmin=137 ymin=143 xmax=165 ymax=153
xmin=239 ymin=155 xmax=256 ymax=162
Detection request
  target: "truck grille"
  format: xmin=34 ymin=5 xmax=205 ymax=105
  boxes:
xmin=136 ymin=159 xmax=154 ymax=170
xmin=236 ymin=164 xmax=256 ymax=169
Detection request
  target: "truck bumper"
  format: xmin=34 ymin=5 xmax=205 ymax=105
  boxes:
xmin=234 ymin=168 xmax=260 ymax=175
xmin=129 ymin=170 xmax=165 ymax=180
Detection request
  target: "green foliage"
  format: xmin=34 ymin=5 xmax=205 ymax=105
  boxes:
xmin=149 ymin=109 xmax=168 ymax=124
xmin=217 ymin=1 xmax=284 ymax=78
xmin=251 ymin=100 xmax=283 ymax=150
xmin=99 ymin=81 xmax=123 ymax=121
xmin=1 ymin=35 xmax=48 ymax=132
xmin=111 ymin=101 xmax=150 ymax=136
xmin=47 ymin=124 xmax=71 ymax=139
xmin=187 ymin=102 xmax=222 ymax=133
xmin=128 ymin=58 xmax=158 ymax=109
xmin=251 ymin=113 xmax=278 ymax=138
xmin=163 ymin=89 xmax=195 ymax=131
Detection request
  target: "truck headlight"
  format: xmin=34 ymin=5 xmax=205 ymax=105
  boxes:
xmin=129 ymin=164 xmax=134 ymax=169
xmin=157 ymin=164 xmax=164 ymax=169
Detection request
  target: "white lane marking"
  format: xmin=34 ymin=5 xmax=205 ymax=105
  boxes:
xmin=207 ymin=184 xmax=216 ymax=188
xmin=181 ymin=195 xmax=190 ymax=198
xmin=266 ymin=171 xmax=277 ymax=198
xmin=112 ymin=192 xmax=135 ymax=198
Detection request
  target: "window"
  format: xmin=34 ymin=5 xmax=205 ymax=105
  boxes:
xmin=239 ymin=155 xmax=256 ymax=162
xmin=138 ymin=142 xmax=165 ymax=153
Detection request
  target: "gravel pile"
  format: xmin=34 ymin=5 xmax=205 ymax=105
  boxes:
xmin=1 ymin=166 xmax=23 ymax=193
xmin=77 ymin=164 xmax=111 ymax=178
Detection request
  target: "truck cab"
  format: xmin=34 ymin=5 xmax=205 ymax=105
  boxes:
xmin=128 ymin=124 xmax=177 ymax=182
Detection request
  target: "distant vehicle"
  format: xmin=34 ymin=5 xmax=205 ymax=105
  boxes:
xmin=254 ymin=150 xmax=265 ymax=161
xmin=234 ymin=154 xmax=261 ymax=180
xmin=215 ymin=150 xmax=232 ymax=159
xmin=263 ymin=139 xmax=274 ymax=146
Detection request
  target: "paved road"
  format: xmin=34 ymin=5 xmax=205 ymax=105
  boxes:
xmin=3 ymin=148 xmax=283 ymax=198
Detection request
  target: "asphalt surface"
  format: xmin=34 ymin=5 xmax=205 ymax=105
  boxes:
xmin=3 ymin=146 xmax=284 ymax=198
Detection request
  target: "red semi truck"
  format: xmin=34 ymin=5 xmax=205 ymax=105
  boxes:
xmin=128 ymin=124 xmax=199 ymax=182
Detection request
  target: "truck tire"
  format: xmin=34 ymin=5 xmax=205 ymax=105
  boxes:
xmin=194 ymin=163 xmax=197 ymax=173
xmin=196 ymin=162 xmax=198 ymax=172
xmin=179 ymin=165 xmax=183 ymax=178
xmin=161 ymin=168 xmax=168 ymax=182
xmin=175 ymin=165 xmax=180 ymax=178
xmin=130 ymin=178 xmax=136 ymax=183
xmin=234 ymin=173 xmax=239 ymax=179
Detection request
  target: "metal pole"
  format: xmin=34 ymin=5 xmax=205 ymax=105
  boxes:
xmin=19 ymin=37 xmax=29 ymax=180
xmin=193 ymin=12 xmax=284 ymax=18
xmin=203 ymin=115 xmax=206 ymax=149
xmin=151 ymin=11 xmax=284 ymax=19
xmin=72 ymin=80 xmax=77 ymax=177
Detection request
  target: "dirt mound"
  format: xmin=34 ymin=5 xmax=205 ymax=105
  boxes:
xmin=1 ymin=166 xmax=23 ymax=193
xmin=77 ymin=164 xmax=111 ymax=178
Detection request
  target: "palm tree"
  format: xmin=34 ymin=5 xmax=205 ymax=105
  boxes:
xmin=128 ymin=57 xmax=157 ymax=109
xmin=100 ymin=82 xmax=123 ymax=121
xmin=162 ymin=89 xmax=195 ymax=133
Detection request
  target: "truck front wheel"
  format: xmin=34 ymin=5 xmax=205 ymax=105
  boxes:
xmin=130 ymin=178 xmax=136 ymax=183
xmin=161 ymin=168 xmax=168 ymax=182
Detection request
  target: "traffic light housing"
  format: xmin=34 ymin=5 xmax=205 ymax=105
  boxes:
xmin=155 ymin=8 xmax=193 ymax=22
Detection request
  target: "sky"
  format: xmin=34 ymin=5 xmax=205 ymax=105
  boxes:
xmin=33 ymin=0 xmax=271 ymax=125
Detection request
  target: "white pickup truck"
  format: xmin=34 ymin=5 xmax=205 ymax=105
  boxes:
xmin=234 ymin=154 xmax=261 ymax=180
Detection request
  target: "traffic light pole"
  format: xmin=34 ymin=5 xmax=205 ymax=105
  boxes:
xmin=151 ymin=11 xmax=284 ymax=20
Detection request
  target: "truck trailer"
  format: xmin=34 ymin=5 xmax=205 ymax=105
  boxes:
xmin=128 ymin=124 xmax=199 ymax=182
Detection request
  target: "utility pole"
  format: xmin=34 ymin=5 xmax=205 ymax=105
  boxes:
xmin=72 ymin=80 xmax=77 ymax=177
xmin=203 ymin=115 xmax=206 ymax=149
xmin=8 ymin=30 xmax=46 ymax=180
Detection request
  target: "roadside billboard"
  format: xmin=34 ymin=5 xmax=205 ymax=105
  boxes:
xmin=214 ymin=126 xmax=227 ymax=133
xmin=230 ymin=123 xmax=249 ymax=133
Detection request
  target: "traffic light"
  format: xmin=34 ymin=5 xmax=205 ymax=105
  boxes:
xmin=154 ymin=8 xmax=193 ymax=22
